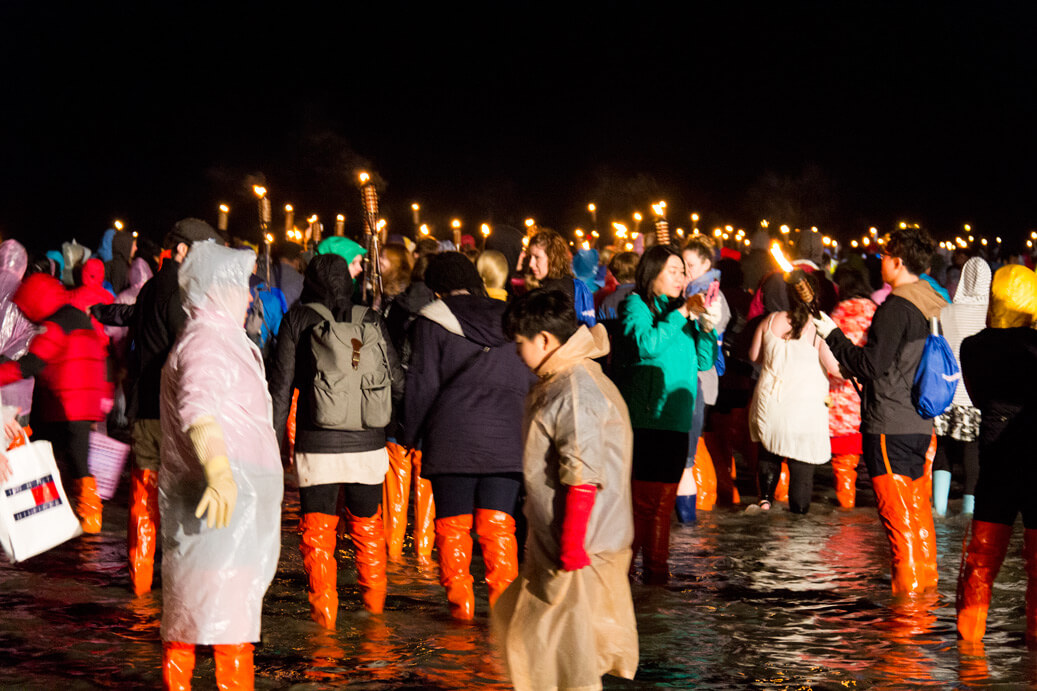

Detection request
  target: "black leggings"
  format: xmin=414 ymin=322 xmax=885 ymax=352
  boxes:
xmin=632 ymin=428 xmax=689 ymax=483
xmin=35 ymin=420 xmax=92 ymax=479
xmin=974 ymin=457 xmax=1037 ymax=529
xmin=299 ymin=482 xmax=382 ymax=519
xmin=428 ymin=473 xmax=522 ymax=519
xmin=932 ymin=436 xmax=980 ymax=495
xmin=758 ymin=448 xmax=816 ymax=515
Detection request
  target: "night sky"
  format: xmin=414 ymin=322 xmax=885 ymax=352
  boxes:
xmin=2 ymin=2 xmax=1035 ymax=253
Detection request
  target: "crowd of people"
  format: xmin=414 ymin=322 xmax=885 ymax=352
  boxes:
xmin=0 ymin=217 xmax=1035 ymax=689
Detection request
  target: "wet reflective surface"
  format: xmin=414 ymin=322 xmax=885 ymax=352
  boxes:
xmin=3 ymin=470 xmax=1037 ymax=689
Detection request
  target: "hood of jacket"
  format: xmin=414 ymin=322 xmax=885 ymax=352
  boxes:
xmin=0 ymin=240 xmax=27 ymax=280
xmin=300 ymin=253 xmax=353 ymax=319
xmin=96 ymin=229 xmax=116 ymax=263
xmin=127 ymin=256 xmax=153 ymax=288
xmin=393 ymin=280 xmax=436 ymax=315
xmin=954 ymin=257 xmax=991 ymax=306
xmin=892 ymin=279 xmax=946 ymax=320
xmin=419 ymin=293 xmax=510 ymax=348
xmin=111 ymin=231 xmax=135 ymax=263
xmin=538 ymin=324 xmax=610 ymax=377
xmin=80 ymin=257 xmax=106 ymax=288
xmin=13 ymin=272 xmax=68 ymax=322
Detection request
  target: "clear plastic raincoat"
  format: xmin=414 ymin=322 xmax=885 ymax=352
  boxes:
xmin=493 ymin=325 xmax=638 ymax=691
xmin=0 ymin=240 xmax=36 ymax=416
xmin=159 ymin=243 xmax=283 ymax=644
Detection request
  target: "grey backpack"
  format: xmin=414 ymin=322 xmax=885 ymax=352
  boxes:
xmin=305 ymin=302 xmax=393 ymax=431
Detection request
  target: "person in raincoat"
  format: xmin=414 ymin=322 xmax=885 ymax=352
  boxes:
xmin=0 ymin=240 xmax=38 ymax=420
xmin=0 ymin=272 xmax=110 ymax=532
xmin=931 ymin=256 xmax=990 ymax=517
xmin=495 ymin=289 xmax=638 ymax=691
xmin=159 ymin=243 xmax=283 ymax=689
xmin=956 ymin=264 xmax=1037 ymax=643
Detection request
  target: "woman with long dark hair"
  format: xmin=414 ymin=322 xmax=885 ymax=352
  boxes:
xmin=612 ymin=244 xmax=721 ymax=584
xmin=748 ymin=271 xmax=840 ymax=513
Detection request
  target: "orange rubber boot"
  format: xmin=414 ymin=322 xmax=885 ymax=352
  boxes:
xmin=474 ymin=509 xmax=518 ymax=607
xmin=213 ymin=643 xmax=254 ymax=691
xmin=692 ymin=438 xmax=716 ymax=511
xmin=382 ymin=442 xmax=412 ymax=562
xmin=412 ymin=451 xmax=435 ymax=564
xmin=299 ymin=512 xmax=339 ymax=628
xmin=912 ymin=475 xmax=939 ymax=591
xmin=162 ymin=641 xmax=195 ymax=691
xmin=775 ymin=462 xmax=789 ymax=503
xmin=831 ymin=453 xmax=858 ymax=509
xmin=347 ymin=508 xmax=387 ymax=614
xmin=434 ymin=514 xmax=475 ymax=620
xmin=923 ymin=432 xmax=937 ymax=504
xmin=72 ymin=476 xmax=103 ymax=534
xmin=287 ymin=388 xmax=299 ymax=457
xmin=956 ymin=520 xmax=1012 ymax=641
xmin=128 ymin=467 xmax=160 ymax=595
xmin=1024 ymin=530 xmax=1037 ymax=645
xmin=873 ymin=473 xmax=925 ymax=596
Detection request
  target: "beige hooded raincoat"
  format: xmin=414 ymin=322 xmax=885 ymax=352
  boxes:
xmin=492 ymin=324 xmax=638 ymax=691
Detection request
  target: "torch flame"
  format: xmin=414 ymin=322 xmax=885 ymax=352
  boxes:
xmin=377 ymin=219 xmax=387 ymax=231
xmin=219 ymin=204 xmax=229 ymax=213
xmin=651 ymin=203 xmax=665 ymax=217
xmin=114 ymin=219 xmax=124 ymax=230
xmin=770 ymin=243 xmax=794 ymax=273
xmin=481 ymin=223 xmax=491 ymax=237
xmin=613 ymin=222 xmax=628 ymax=238
xmin=308 ymin=215 xmax=318 ymax=223
xmin=419 ymin=224 xmax=430 ymax=236
xmin=285 ymin=204 xmax=293 ymax=212
xmin=358 ymin=172 xmax=370 ymax=185
xmin=337 ymin=214 xmax=345 ymax=221
xmin=253 ymin=186 xmax=266 ymax=198
xmin=264 ymin=233 xmax=274 ymax=244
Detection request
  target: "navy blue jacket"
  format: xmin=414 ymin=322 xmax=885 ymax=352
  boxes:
xmin=400 ymin=294 xmax=535 ymax=476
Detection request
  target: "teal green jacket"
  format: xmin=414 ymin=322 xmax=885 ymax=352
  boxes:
xmin=613 ymin=292 xmax=718 ymax=432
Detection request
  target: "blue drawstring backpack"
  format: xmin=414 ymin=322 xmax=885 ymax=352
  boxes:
xmin=912 ymin=317 xmax=961 ymax=418
xmin=572 ymin=278 xmax=597 ymax=328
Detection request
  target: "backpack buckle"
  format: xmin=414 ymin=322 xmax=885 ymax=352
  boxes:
xmin=351 ymin=338 xmax=362 ymax=370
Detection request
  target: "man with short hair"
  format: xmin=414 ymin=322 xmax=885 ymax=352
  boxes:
xmin=93 ymin=218 xmax=222 ymax=595
xmin=813 ymin=226 xmax=947 ymax=596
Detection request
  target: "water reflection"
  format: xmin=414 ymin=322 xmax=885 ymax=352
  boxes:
xmin=4 ymin=488 xmax=1037 ymax=687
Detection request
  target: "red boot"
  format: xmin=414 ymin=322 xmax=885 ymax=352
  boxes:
xmin=831 ymin=453 xmax=858 ymax=509
xmin=956 ymin=520 xmax=1012 ymax=641
xmin=412 ymin=451 xmax=435 ymax=564
xmin=434 ymin=514 xmax=475 ymax=620
xmin=644 ymin=482 xmax=678 ymax=585
xmin=872 ymin=473 xmax=925 ymax=596
xmin=912 ymin=475 xmax=939 ymax=591
xmin=213 ymin=642 xmax=254 ymax=690
xmin=299 ymin=512 xmax=339 ymax=628
xmin=382 ymin=442 xmax=412 ymax=562
xmin=72 ymin=476 xmax=103 ymax=534
xmin=128 ymin=467 xmax=160 ymax=595
xmin=474 ymin=509 xmax=518 ymax=607
xmin=162 ymin=641 xmax=195 ymax=691
xmin=347 ymin=508 xmax=387 ymax=614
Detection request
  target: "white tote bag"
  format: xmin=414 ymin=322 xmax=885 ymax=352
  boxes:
xmin=0 ymin=439 xmax=83 ymax=562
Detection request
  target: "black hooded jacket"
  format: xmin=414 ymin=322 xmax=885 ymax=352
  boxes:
xmin=105 ymin=231 xmax=135 ymax=294
xmin=268 ymin=254 xmax=405 ymax=456
xmin=399 ymin=293 xmax=535 ymax=476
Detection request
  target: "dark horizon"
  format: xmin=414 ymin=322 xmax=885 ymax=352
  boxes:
xmin=3 ymin=3 xmax=1035 ymax=254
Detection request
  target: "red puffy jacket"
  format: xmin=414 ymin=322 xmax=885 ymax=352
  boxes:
xmin=0 ymin=273 xmax=110 ymax=421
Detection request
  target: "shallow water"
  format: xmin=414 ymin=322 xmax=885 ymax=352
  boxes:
xmin=2 ymin=469 xmax=1037 ymax=689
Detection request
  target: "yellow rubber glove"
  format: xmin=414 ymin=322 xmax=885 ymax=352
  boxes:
xmin=188 ymin=416 xmax=237 ymax=529
xmin=195 ymin=455 xmax=237 ymax=529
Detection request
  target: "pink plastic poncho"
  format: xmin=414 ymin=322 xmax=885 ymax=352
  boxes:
xmin=0 ymin=241 xmax=36 ymax=416
xmin=159 ymin=242 xmax=283 ymax=645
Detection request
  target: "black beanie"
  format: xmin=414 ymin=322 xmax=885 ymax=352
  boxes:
xmin=424 ymin=251 xmax=485 ymax=296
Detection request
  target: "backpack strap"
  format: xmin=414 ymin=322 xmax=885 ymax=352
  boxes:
xmin=305 ymin=302 xmax=335 ymax=322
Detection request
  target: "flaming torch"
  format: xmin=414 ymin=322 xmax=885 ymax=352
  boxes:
xmin=217 ymin=204 xmax=229 ymax=232
xmin=358 ymin=172 xmax=383 ymax=306
xmin=254 ymin=186 xmax=272 ymax=283
xmin=652 ymin=202 xmax=670 ymax=246
xmin=770 ymin=242 xmax=820 ymax=317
